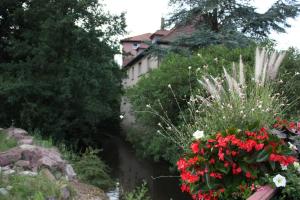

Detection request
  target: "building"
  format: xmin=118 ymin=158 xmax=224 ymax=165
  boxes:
xmin=120 ymin=20 xmax=196 ymax=129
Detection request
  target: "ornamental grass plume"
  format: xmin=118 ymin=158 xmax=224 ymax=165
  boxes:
xmin=149 ymin=47 xmax=288 ymax=149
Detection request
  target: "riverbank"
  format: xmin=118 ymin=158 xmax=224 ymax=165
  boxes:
xmin=0 ymin=127 xmax=109 ymax=200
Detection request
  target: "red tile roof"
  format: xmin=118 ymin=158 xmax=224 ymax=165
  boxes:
xmin=160 ymin=24 xmax=195 ymax=42
xmin=120 ymin=33 xmax=152 ymax=43
xmin=150 ymin=29 xmax=170 ymax=39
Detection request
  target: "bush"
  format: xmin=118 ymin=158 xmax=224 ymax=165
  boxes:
xmin=123 ymin=181 xmax=151 ymax=200
xmin=72 ymin=147 xmax=114 ymax=190
xmin=0 ymin=172 xmax=73 ymax=200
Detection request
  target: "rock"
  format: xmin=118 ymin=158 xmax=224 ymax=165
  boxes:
xmin=19 ymin=171 xmax=38 ymax=176
xmin=0 ymin=188 xmax=9 ymax=196
xmin=18 ymin=137 xmax=33 ymax=145
xmin=71 ymin=181 xmax=109 ymax=200
xmin=4 ymin=128 xmax=28 ymax=140
xmin=65 ymin=164 xmax=76 ymax=180
xmin=3 ymin=169 xmax=15 ymax=175
xmin=0 ymin=148 xmax=22 ymax=166
xmin=15 ymin=160 xmax=31 ymax=170
xmin=19 ymin=144 xmax=36 ymax=150
xmin=60 ymin=185 xmax=71 ymax=200
xmin=40 ymin=168 xmax=56 ymax=181
xmin=6 ymin=186 xmax=13 ymax=191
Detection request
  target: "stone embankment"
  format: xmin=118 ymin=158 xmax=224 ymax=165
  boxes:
xmin=0 ymin=127 xmax=108 ymax=200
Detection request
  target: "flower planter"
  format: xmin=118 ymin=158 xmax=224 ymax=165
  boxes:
xmin=247 ymin=185 xmax=276 ymax=200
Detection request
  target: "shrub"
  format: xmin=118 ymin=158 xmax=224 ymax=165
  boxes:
xmin=0 ymin=172 xmax=73 ymax=200
xmin=123 ymin=181 xmax=151 ymax=200
xmin=72 ymin=147 xmax=114 ymax=190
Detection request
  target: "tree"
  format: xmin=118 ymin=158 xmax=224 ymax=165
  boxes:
xmin=0 ymin=0 xmax=126 ymax=147
xmin=167 ymin=0 xmax=300 ymax=48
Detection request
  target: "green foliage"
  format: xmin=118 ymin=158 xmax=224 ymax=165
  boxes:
xmin=274 ymin=167 xmax=300 ymax=200
xmin=126 ymin=46 xmax=255 ymax=163
xmin=0 ymin=131 xmax=17 ymax=151
xmin=0 ymin=0 xmax=126 ymax=147
xmin=167 ymin=0 xmax=300 ymax=49
xmin=278 ymin=47 xmax=300 ymax=118
xmin=0 ymin=172 xmax=73 ymax=199
xmin=123 ymin=181 xmax=151 ymax=200
xmin=72 ymin=147 xmax=114 ymax=190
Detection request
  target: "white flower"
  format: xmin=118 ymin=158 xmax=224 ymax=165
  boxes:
xmin=294 ymin=162 xmax=300 ymax=169
xmin=280 ymin=164 xmax=288 ymax=171
xmin=146 ymin=104 xmax=151 ymax=108
xmin=119 ymin=115 xmax=124 ymax=119
xmin=168 ymin=84 xmax=171 ymax=88
xmin=273 ymin=174 xmax=286 ymax=187
xmin=295 ymin=72 xmax=300 ymax=76
xmin=188 ymin=66 xmax=192 ymax=70
xmin=288 ymin=142 xmax=297 ymax=151
xmin=193 ymin=130 xmax=204 ymax=140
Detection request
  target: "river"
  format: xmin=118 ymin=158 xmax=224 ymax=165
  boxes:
xmin=101 ymin=136 xmax=190 ymax=200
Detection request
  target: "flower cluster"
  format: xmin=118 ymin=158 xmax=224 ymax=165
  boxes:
xmin=273 ymin=117 xmax=300 ymax=134
xmin=177 ymin=127 xmax=297 ymax=200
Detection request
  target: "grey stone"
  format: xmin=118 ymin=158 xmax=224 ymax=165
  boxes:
xmin=19 ymin=171 xmax=37 ymax=176
xmin=0 ymin=148 xmax=22 ymax=166
xmin=65 ymin=164 xmax=76 ymax=180
xmin=15 ymin=160 xmax=31 ymax=170
xmin=60 ymin=185 xmax=71 ymax=199
xmin=0 ymin=188 xmax=8 ymax=196
xmin=3 ymin=169 xmax=15 ymax=175
xmin=40 ymin=168 xmax=56 ymax=181
xmin=4 ymin=128 xmax=28 ymax=140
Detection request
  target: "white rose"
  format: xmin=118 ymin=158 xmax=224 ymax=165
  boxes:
xmin=193 ymin=130 xmax=204 ymax=140
xmin=273 ymin=174 xmax=286 ymax=187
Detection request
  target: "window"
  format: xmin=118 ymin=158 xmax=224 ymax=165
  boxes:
xmin=132 ymin=43 xmax=140 ymax=49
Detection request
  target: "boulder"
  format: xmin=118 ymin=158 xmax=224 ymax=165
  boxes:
xmin=40 ymin=168 xmax=56 ymax=181
xmin=0 ymin=148 xmax=22 ymax=166
xmin=19 ymin=171 xmax=38 ymax=176
xmin=0 ymin=188 xmax=9 ymax=196
xmin=65 ymin=164 xmax=76 ymax=180
xmin=4 ymin=128 xmax=28 ymax=140
xmin=15 ymin=160 xmax=31 ymax=170
xmin=18 ymin=136 xmax=33 ymax=145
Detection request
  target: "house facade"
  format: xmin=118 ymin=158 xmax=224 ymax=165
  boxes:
xmin=120 ymin=20 xmax=195 ymax=129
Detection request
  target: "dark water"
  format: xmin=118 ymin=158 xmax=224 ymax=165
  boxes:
xmin=101 ymin=136 xmax=191 ymax=200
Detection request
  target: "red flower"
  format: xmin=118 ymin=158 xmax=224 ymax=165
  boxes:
xmin=181 ymin=171 xmax=199 ymax=183
xmin=218 ymin=148 xmax=225 ymax=161
xmin=231 ymin=151 xmax=237 ymax=157
xmin=255 ymin=143 xmax=264 ymax=151
xmin=188 ymin=156 xmax=198 ymax=165
xmin=190 ymin=142 xmax=200 ymax=154
xmin=210 ymin=172 xmax=223 ymax=179
xmin=180 ymin=184 xmax=190 ymax=193
xmin=245 ymin=171 xmax=252 ymax=178
xmin=209 ymin=158 xmax=215 ymax=164
xmin=177 ymin=158 xmax=188 ymax=171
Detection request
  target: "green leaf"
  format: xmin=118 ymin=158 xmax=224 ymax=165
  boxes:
xmin=269 ymin=161 xmax=276 ymax=171
xmin=256 ymin=149 xmax=270 ymax=162
xmin=205 ymin=172 xmax=212 ymax=189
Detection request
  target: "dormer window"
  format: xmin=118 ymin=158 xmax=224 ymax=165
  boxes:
xmin=132 ymin=43 xmax=140 ymax=49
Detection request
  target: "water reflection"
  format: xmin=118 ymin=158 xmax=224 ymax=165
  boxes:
xmin=102 ymin=137 xmax=190 ymax=200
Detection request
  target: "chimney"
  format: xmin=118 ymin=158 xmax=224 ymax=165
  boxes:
xmin=161 ymin=17 xmax=165 ymax=30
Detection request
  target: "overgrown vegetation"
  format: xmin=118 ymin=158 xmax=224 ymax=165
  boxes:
xmin=123 ymin=181 xmax=151 ymax=200
xmin=71 ymin=148 xmax=114 ymax=190
xmin=0 ymin=0 xmax=126 ymax=148
xmin=0 ymin=131 xmax=17 ymax=151
xmin=0 ymin=172 xmax=74 ymax=200
xmin=126 ymin=45 xmax=300 ymax=165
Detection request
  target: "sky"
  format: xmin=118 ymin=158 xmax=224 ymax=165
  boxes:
xmin=103 ymin=0 xmax=300 ymax=50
